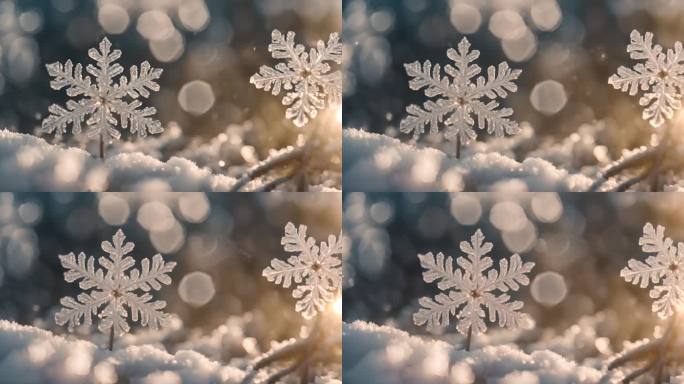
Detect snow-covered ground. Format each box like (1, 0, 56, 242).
(0, 318, 342, 384)
(0, 130, 236, 191)
(343, 321, 603, 384)
(0, 129, 341, 192)
(342, 128, 594, 192)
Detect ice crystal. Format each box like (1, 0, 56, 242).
(401, 37, 522, 145)
(621, 223, 684, 319)
(262, 222, 342, 319)
(609, 30, 684, 128)
(55, 229, 176, 336)
(42, 37, 164, 141)
(250, 30, 342, 128)
(413, 229, 534, 335)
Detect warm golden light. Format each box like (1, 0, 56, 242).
(333, 295, 343, 316)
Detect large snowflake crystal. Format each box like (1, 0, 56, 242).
(250, 30, 342, 128)
(42, 37, 164, 141)
(609, 30, 684, 128)
(262, 222, 342, 319)
(55, 229, 176, 336)
(621, 223, 684, 319)
(413, 229, 534, 335)
(401, 37, 522, 145)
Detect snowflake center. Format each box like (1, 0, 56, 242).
(469, 290, 481, 299)
(311, 261, 322, 272)
(669, 263, 679, 272)
(454, 96, 467, 107)
(657, 69, 670, 80)
(299, 67, 313, 78)
(111, 289, 122, 299)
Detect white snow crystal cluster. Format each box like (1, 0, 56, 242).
(401, 37, 522, 146)
(42, 37, 163, 142)
(56, 229, 176, 337)
(414, 229, 534, 336)
(609, 30, 684, 128)
(250, 30, 342, 128)
(621, 223, 684, 319)
(0, 319, 244, 384)
(0, 130, 238, 191)
(342, 321, 602, 384)
(343, 128, 593, 191)
(263, 222, 343, 319)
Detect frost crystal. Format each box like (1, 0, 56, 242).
(262, 222, 342, 319)
(609, 30, 684, 128)
(413, 229, 534, 335)
(250, 30, 342, 128)
(401, 37, 522, 145)
(42, 37, 164, 141)
(55, 229, 176, 336)
(621, 223, 684, 319)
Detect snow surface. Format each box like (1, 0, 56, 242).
(0, 130, 237, 191)
(342, 320, 603, 384)
(343, 128, 593, 192)
(0, 319, 244, 384)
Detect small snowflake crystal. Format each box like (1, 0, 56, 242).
(262, 222, 342, 319)
(401, 37, 522, 146)
(42, 37, 164, 142)
(55, 229, 176, 337)
(621, 223, 684, 319)
(250, 30, 342, 128)
(609, 30, 684, 128)
(414, 229, 534, 336)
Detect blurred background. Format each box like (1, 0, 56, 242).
(0, 0, 341, 179)
(0, 192, 341, 357)
(343, 0, 684, 155)
(343, 192, 684, 353)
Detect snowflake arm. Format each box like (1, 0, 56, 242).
(42, 99, 98, 135)
(414, 229, 534, 336)
(481, 293, 525, 329)
(125, 292, 169, 331)
(262, 256, 309, 288)
(250, 30, 342, 128)
(58, 252, 105, 290)
(413, 291, 469, 329)
(621, 223, 684, 319)
(263, 222, 342, 319)
(124, 254, 176, 292)
(483, 254, 535, 292)
(55, 291, 109, 331)
(609, 30, 684, 128)
(46, 60, 95, 98)
(56, 229, 176, 338)
(417, 252, 465, 290)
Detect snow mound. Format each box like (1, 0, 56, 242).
(0, 320, 244, 384)
(0, 130, 237, 191)
(343, 128, 592, 192)
(342, 321, 602, 384)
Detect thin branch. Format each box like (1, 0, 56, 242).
(588, 146, 658, 191)
(230, 145, 306, 192)
(252, 337, 311, 371)
(252, 169, 299, 192)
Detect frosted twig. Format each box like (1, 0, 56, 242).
(588, 146, 658, 191)
(230, 145, 306, 191)
(241, 318, 323, 384)
(605, 314, 677, 383)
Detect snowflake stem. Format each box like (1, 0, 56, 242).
(455, 135, 461, 160)
(464, 325, 473, 351)
(107, 326, 114, 351)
